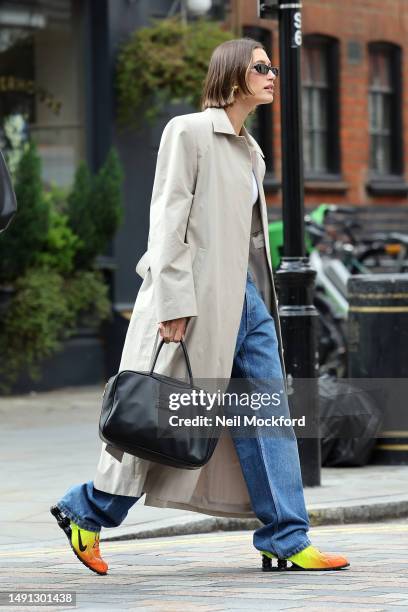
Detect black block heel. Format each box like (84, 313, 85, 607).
(261, 554, 289, 572)
(50, 505, 71, 540)
(262, 554, 272, 572)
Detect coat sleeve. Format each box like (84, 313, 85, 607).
(147, 116, 199, 324)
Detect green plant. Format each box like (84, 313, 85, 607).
(88, 149, 124, 263)
(65, 269, 112, 326)
(0, 266, 111, 392)
(0, 146, 123, 393)
(0, 114, 28, 178)
(66, 160, 93, 266)
(116, 16, 235, 127)
(0, 141, 49, 283)
(0, 267, 71, 390)
(68, 149, 124, 269)
(35, 186, 80, 274)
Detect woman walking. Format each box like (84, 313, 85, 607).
(51, 38, 349, 575)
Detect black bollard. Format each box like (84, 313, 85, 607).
(348, 273, 408, 464)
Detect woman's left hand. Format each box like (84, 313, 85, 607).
(158, 317, 190, 343)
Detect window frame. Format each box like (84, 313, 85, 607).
(368, 41, 403, 180)
(242, 25, 278, 190)
(302, 34, 341, 181)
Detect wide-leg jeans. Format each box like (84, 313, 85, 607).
(57, 271, 311, 558)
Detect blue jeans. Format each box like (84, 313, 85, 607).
(57, 271, 311, 558)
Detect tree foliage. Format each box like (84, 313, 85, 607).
(68, 149, 124, 268)
(116, 16, 235, 127)
(0, 142, 49, 282)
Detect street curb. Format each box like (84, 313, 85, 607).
(102, 499, 408, 542)
(308, 499, 408, 526)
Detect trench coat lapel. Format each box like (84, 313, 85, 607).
(206, 109, 271, 279)
(204, 107, 287, 385)
(207, 107, 265, 158)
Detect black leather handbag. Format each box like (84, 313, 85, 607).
(0, 150, 17, 233)
(99, 331, 219, 469)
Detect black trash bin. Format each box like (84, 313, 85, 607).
(348, 273, 408, 464)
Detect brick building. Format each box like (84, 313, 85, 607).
(2, 0, 406, 357)
(233, 0, 408, 209)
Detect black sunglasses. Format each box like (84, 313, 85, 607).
(252, 64, 279, 77)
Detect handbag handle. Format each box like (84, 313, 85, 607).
(148, 328, 194, 387)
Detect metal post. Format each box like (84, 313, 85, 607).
(275, 0, 320, 486)
(258, 0, 321, 485)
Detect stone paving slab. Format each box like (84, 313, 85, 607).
(1, 386, 408, 548)
(0, 522, 407, 611)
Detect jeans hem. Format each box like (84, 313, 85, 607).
(284, 537, 312, 559)
(57, 503, 101, 533)
(255, 535, 311, 559)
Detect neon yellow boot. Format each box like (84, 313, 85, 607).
(50, 505, 108, 575)
(261, 544, 350, 571)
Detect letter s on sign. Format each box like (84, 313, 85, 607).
(293, 11, 302, 47)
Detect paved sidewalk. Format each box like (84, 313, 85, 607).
(0, 521, 407, 611)
(0, 386, 407, 548)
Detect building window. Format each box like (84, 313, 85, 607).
(242, 25, 275, 178)
(0, 0, 86, 188)
(302, 36, 340, 177)
(368, 43, 403, 177)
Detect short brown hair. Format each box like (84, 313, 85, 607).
(200, 38, 265, 110)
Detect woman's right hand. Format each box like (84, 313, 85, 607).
(159, 317, 189, 343)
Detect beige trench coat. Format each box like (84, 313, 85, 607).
(93, 107, 287, 518)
